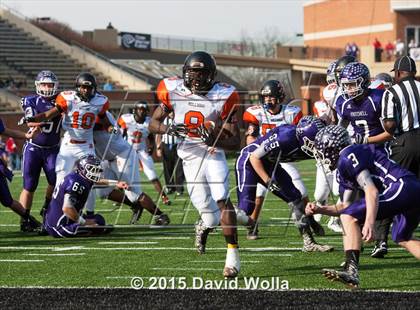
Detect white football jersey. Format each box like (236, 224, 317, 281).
(56, 91, 109, 143)
(313, 100, 329, 118)
(157, 77, 239, 159)
(118, 114, 151, 151)
(243, 104, 302, 136)
(322, 83, 342, 111)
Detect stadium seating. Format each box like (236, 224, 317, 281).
(0, 17, 120, 90)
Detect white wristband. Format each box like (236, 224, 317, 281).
(77, 216, 86, 225)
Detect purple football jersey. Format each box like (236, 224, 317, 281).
(336, 89, 385, 138)
(44, 172, 93, 229)
(337, 144, 414, 192)
(253, 124, 301, 162)
(21, 95, 61, 146)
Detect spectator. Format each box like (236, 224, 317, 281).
(395, 39, 404, 57)
(373, 38, 383, 62)
(102, 80, 114, 91)
(408, 39, 417, 54)
(5, 137, 20, 171)
(385, 41, 395, 61)
(106, 22, 114, 29)
(0, 79, 5, 88)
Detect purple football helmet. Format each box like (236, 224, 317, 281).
(314, 125, 351, 173)
(75, 155, 103, 182)
(35, 70, 59, 97)
(296, 116, 326, 157)
(340, 62, 370, 100)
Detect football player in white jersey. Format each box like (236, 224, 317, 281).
(309, 57, 356, 232)
(24, 73, 111, 187)
(84, 111, 170, 225)
(242, 80, 324, 239)
(118, 101, 170, 205)
(149, 51, 241, 278)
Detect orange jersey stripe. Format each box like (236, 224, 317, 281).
(55, 94, 68, 113)
(156, 80, 172, 110)
(243, 110, 259, 125)
(220, 91, 239, 120)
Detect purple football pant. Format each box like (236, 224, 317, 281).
(341, 176, 420, 242)
(45, 214, 106, 238)
(22, 143, 58, 191)
(235, 146, 301, 215)
(0, 175, 13, 207)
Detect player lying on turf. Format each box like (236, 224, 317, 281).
(305, 125, 420, 288)
(43, 155, 128, 238)
(0, 117, 40, 228)
(234, 116, 333, 252)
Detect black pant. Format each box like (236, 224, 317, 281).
(389, 129, 420, 178)
(375, 129, 420, 243)
(162, 143, 184, 193)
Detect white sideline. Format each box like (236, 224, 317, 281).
(97, 242, 159, 245)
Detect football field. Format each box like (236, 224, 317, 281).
(0, 158, 419, 291)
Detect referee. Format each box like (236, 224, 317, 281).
(382, 56, 420, 178)
(156, 112, 185, 195)
(377, 56, 420, 259)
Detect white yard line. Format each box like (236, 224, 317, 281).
(23, 253, 86, 256)
(190, 260, 261, 263)
(0, 259, 44, 262)
(134, 236, 191, 240)
(152, 267, 220, 271)
(241, 254, 293, 257)
(97, 241, 159, 245)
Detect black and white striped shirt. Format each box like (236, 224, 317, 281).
(382, 77, 420, 134)
(161, 117, 179, 145)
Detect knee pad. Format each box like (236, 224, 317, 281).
(288, 199, 309, 229)
(234, 207, 249, 226)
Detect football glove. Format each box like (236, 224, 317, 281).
(17, 116, 35, 126)
(197, 124, 216, 146)
(266, 180, 282, 194)
(166, 123, 188, 137)
(354, 133, 368, 144)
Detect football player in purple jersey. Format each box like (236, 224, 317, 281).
(0, 117, 40, 227)
(44, 154, 128, 238)
(19, 71, 62, 232)
(235, 117, 333, 252)
(337, 63, 395, 257)
(336, 62, 393, 145)
(306, 125, 420, 288)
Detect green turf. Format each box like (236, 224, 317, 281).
(0, 159, 419, 290)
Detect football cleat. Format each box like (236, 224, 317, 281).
(223, 266, 239, 278)
(153, 213, 170, 226)
(322, 268, 360, 289)
(246, 222, 259, 240)
(194, 219, 213, 254)
(327, 216, 343, 233)
(302, 230, 334, 252)
(20, 215, 41, 233)
(371, 241, 388, 258)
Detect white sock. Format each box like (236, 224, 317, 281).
(225, 247, 240, 271)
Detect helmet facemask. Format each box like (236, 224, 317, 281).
(35, 71, 59, 98)
(341, 77, 364, 100)
(83, 163, 103, 182)
(184, 68, 213, 94)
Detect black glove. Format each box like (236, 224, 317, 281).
(266, 180, 282, 194)
(167, 123, 188, 137)
(354, 133, 368, 144)
(147, 147, 154, 155)
(197, 124, 216, 146)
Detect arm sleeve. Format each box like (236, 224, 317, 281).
(55, 94, 68, 113)
(220, 91, 239, 122)
(243, 110, 259, 125)
(381, 89, 395, 120)
(117, 117, 127, 129)
(156, 80, 173, 111)
(98, 101, 110, 117)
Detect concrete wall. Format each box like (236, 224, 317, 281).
(0, 8, 151, 91)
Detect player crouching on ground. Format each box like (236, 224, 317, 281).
(306, 125, 420, 288)
(43, 155, 128, 238)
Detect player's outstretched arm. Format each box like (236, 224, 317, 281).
(149, 105, 170, 134)
(3, 126, 40, 140)
(62, 194, 87, 225)
(356, 170, 378, 242)
(27, 106, 61, 123)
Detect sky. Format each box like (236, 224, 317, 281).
(1, 0, 304, 42)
